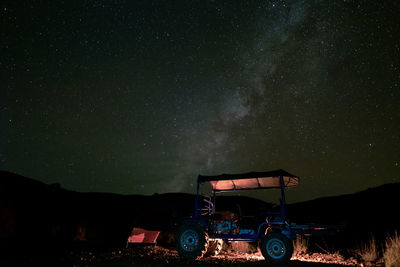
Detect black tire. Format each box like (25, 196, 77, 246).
(205, 239, 223, 256)
(176, 223, 208, 260)
(260, 232, 293, 265)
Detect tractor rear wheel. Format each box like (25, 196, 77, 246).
(260, 232, 293, 265)
(176, 223, 208, 259)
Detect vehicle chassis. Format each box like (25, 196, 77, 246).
(175, 170, 336, 264)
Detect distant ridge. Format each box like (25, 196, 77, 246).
(0, 170, 47, 188)
(2, 169, 398, 202)
(1, 170, 399, 251)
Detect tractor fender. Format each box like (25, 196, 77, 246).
(281, 229, 296, 240)
(179, 216, 209, 229)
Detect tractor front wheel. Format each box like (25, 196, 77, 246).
(260, 232, 293, 265)
(176, 223, 208, 260)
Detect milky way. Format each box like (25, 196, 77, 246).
(1, 0, 399, 202)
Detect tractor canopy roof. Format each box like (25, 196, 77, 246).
(198, 169, 299, 192)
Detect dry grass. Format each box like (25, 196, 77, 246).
(293, 235, 308, 255)
(355, 236, 379, 265)
(383, 231, 400, 267)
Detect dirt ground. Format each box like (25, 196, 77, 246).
(64, 245, 358, 267)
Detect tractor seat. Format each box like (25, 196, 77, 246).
(212, 211, 238, 221)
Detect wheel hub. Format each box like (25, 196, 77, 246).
(180, 229, 199, 252)
(266, 238, 286, 259)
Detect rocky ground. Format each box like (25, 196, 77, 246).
(63, 245, 358, 267)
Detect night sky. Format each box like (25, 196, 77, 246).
(1, 0, 399, 202)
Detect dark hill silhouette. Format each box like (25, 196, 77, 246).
(288, 183, 400, 224)
(1, 170, 399, 264)
(287, 183, 400, 249)
(0, 171, 272, 247)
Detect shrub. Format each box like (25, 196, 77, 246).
(383, 231, 400, 267)
(293, 235, 308, 255)
(356, 236, 379, 264)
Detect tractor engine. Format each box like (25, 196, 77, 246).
(212, 220, 238, 234)
(211, 211, 239, 234)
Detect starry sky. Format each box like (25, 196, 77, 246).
(1, 0, 399, 202)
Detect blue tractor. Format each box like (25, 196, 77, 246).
(175, 169, 336, 265)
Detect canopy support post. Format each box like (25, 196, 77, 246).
(212, 190, 216, 214)
(279, 175, 286, 222)
(195, 180, 200, 217)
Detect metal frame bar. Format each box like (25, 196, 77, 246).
(209, 221, 287, 241)
(212, 190, 216, 214)
(194, 181, 200, 217)
(279, 175, 286, 222)
(193, 172, 338, 242)
(213, 186, 284, 193)
(195, 175, 289, 220)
